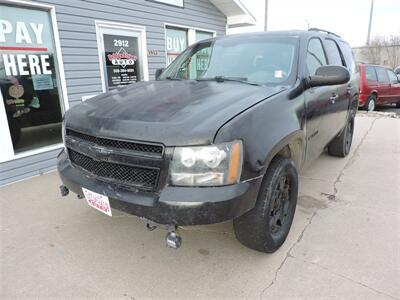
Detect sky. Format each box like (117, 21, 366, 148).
(228, 0, 400, 47)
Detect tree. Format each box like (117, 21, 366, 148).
(360, 32, 400, 68)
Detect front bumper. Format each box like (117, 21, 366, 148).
(57, 150, 262, 226)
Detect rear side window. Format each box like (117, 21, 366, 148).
(387, 69, 398, 84)
(307, 38, 327, 75)
(339, 41, 356, 73)
(365, 66, 377, 81)
(325, 39, 344, 66)
(375, 67, 389, 83)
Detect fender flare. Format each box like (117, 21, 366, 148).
(262, 130, 306, 173)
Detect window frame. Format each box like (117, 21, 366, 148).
(164, 23, 216, 66)
(0, 0, 69, 163)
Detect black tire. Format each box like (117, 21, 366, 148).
(364, 95, 376, 111)
(396, 102, 400, 108)
(233, 156, 298, 253)
(327, 117, 354, 157)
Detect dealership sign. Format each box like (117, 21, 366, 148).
(103, 34, 140, 89)
(0, 20, 52, 76)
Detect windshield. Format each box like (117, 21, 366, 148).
(159, 36, 299, 85)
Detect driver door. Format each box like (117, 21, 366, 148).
(304, 38, 337, 162)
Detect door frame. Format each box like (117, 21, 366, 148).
(95, 20, 149, 93)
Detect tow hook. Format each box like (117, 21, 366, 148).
(144, 219, 182, 249)
(166, 230, 182, 249)
(59, 185, 69, 197)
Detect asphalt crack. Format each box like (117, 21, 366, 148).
(300, 258, 400, 300)
(259, 212, 317, 299)
(332, 116, 380, 197)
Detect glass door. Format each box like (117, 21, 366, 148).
(0, 4, 67, 159)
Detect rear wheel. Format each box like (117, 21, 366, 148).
(328, 117, 354, 157)
(233, 156, 298, 253)
(364, 95, 376, 111)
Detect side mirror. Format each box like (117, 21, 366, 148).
(155, 68, 165, 80)
(308, 65, 350, 87)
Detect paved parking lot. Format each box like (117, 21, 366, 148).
(1, 113, 399, 299)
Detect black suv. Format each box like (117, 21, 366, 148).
(58, 29, 359, 252)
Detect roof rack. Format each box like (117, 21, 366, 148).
(308, 28, 340, 38)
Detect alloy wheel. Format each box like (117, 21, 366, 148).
(269, 175, 291, 236)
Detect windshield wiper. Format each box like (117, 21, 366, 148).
(197, 76, 260, 86)
(165, 76, 182, 81)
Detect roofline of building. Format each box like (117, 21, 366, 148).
(209, 0, 257, 28)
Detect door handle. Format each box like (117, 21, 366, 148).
(329, 94, 338, 104)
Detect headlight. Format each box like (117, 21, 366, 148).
(169, 140, 243, 186)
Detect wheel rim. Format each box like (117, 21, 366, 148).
(269, 175, 291, 236)
(345, 120, 353, 153)
(368, 99, 375, 111)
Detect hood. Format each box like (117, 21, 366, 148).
(65, 81, 284, 146)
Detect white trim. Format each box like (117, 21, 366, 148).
(164, 23, 216, 66)
(50, 5, 70, 112)
(95, 20, 149, 93)
(0, 0, 69, 163)
(0, 0, 54, 9)
(0, 91, 14, 163)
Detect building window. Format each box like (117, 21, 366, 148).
(195, 31, 213, 42)
(0, 4, 66, 155)
(165, 27, 188, 66)
(165, 26, 214, 66)
(96, 21, 149, 92)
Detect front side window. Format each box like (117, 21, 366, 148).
(375, 67, 389, 83)
(339, 41, 356, 73)
(365, 66, 377, 81)
(160, 36, 298, 85)
(306, 38, 327, 75)
(325, 39, 344, 66)
(387, 69, 398, 84)
(0, 4, 64, 154)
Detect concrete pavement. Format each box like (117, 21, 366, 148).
(1, 113, 399, 299)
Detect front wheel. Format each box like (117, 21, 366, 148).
(233, 156, 298, 253)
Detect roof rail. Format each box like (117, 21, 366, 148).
(308, 28, 340, 37)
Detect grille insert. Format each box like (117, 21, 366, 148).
(67, 129, 164, 155)
(69, 149, 159, 189)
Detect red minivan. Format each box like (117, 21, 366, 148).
(358, 64, 400, 111)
